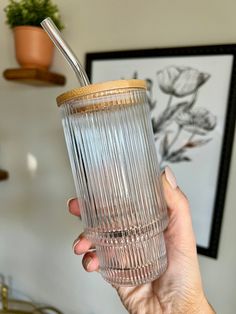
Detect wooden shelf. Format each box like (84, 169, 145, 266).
(3, 68, 66, 86)
(0, 169, 9, 181)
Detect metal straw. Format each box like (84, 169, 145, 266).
(41, 17, 90, 86)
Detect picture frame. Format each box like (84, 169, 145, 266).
(85, 45, 236, 258)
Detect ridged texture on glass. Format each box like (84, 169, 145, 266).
(61, 88, 168, 286)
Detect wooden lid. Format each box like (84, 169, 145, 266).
(56, 79, 146, 106)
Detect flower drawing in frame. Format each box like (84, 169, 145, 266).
(147, 65, 217, 168)
(129, 65, 217, 168)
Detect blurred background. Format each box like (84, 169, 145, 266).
(0, 0, 236, 313)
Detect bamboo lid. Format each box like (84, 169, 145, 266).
(56, 79, 146, 107)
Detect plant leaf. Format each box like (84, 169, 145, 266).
(184, 138, 212, 148)
(167, 154, 191, 162)
(162, 147, 185, 162)
(159, 134, 169, 158)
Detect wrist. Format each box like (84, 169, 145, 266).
(194, 295, 215, 314)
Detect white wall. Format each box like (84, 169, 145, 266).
(0, 0, 236, 313)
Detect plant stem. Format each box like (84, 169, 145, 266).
(166, 95, 173, 111)
(159, 91, 199, 167)
(159, 125, 182, 166)
(168, 125, 183, 151)
(187, 90, 198, 110)
(160, 127, 196, 166)
(187, 132, 195, 143)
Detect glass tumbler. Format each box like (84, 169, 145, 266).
(57, 79, 169, 286)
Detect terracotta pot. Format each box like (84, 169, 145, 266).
(13, 26, 54, 70)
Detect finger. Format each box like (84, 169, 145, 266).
(82, 252, 99, 272)
(67, 198, 81, 217)
(161, 166, 197, 250)
(73, 233, 95, 255)
(161, 166, 190, 217)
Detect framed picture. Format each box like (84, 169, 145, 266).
(86, 45, 236, 258)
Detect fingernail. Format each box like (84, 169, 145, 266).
(165, 166, 178, 189)
(72, 237, 81, 252)
(83, 257, 93, 270)
(67, 197, 75, 209)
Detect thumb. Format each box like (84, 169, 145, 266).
(161, 166, 197, 253)
(162, 167, 189, 216)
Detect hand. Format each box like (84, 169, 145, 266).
(68, 167, 215, 314)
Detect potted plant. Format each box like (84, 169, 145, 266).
(4, 0, 64, 70)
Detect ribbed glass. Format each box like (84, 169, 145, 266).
(60, 85, 168, 286)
